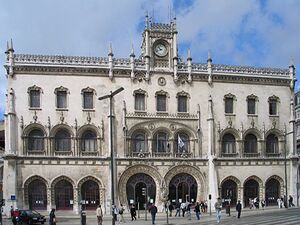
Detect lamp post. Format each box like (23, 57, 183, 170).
(284, 130, 294, 209)
(98, 87, 124, 225)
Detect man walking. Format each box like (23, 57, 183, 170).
(236, 200, 242, 219)
(289, 195, 295, 207)
(214, 198, 222, 224)
(96, 205, 103, 225)
(194, 202, 201, 220)
(149, 203, 158, 225)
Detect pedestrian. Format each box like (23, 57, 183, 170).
(12, 208, 20, 225)
(277, 197, 282, 208)
(204, 200, 208, 213)
(236, 200, 242, 219)
(130, 204, 137, 221)
(194, 202, 201, 220)
(112, 205, 119, 222)
(214, 197, 222, 224)
(261, 199, 265, 210)
(289, 195, 295, 207)
(168, 203, 174, 216)
(10, 206, 14, 219)
(49, 208, 56, 225)
(186, 202, 191, 220)
(96, 205, 103, 225)
(174, 202, 180, 217)
(119, 204, 125, 223)
(149, 203, 158, 225)
(180, 202, 186, 217)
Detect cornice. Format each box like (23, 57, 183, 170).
(126, 112, 198, 120)
(7, 54, 291, 86)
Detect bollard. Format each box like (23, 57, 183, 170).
(81, 211, 86, 225)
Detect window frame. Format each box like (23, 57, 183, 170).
(27, 85, 42, 109)
(224, 93, 235, 114)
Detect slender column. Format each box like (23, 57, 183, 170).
(207, 96, 218, 210)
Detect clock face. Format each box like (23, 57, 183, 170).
(154, 43, 168, 57)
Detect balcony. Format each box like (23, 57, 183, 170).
(243, 152, 260, 158)
(265, 152, 281, 158)
(220, 152, 239, 158)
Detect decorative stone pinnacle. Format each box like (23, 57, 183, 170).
(207, 50, 212, 62)
(187, 49, 192, 61)
(130, 44, 135, 57)
(108, 43, 113, 56)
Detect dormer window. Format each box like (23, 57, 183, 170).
(55, 86, 69, 109)
(82, 87, 96, 110)
(133, 89, 147, 111)
(28, 85, 42, 109)
(268, 95, 279, 116)
(224, 93, 235, 114)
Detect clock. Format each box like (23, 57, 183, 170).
(154, 43, 168, 57)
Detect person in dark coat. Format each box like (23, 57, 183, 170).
(49, 208, 56, 225)
(130, 205, 137, 221)
(236, 200, 242, 219)
(168, 203, 174, 216)
(149, 204, 158, 225)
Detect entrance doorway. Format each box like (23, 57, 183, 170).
(55, 180, 73, 210)
(244, 179, 259, 206)
(168, 173, 197, 204)
(81, 180, 100, 210)
(221, 179, 237, 206)
(265, 178, 280, 206)
(126, 173, 156, 210)
(28, 179, 47, 210)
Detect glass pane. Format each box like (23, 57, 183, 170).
(57, 91, 67, 108)
(55, 130, 71, 151)
(81, 131, 97, 152)
(28, 129, 44, 151)
(135, 94, 145, 111)
(178, 96, 187, 112)
(30, 90, 40, 108)
(244, 134, 257, 153)
(225, 98, 233, 113)
(247, 99, 256, 114)
(83, 92, 93, 109)
(269, 101, 277, 115)
(157, 95, 166, 112)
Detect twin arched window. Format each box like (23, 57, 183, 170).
(55, 129, 71, 151)
(28, 129, 44, 151)
(80, 130, 97, 152)
(266, 134, 278, 154)
(244, 134, 257, 153)
(222, 133, 236, 154)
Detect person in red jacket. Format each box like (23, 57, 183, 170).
(11, 208, 20, 225)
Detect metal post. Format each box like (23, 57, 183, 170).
(284, 131, 288, 209)
(98, 87, 124, 225)
(145, 189, 147, 221)
(297, 167, 299, 207)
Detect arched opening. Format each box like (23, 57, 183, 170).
(153, 131, 169, 154)
(244, 134, 257, 155)
(81, 180, 100, 210)
(126, 173, 156, 210)
(28, 179, 47, 210)
(222, 133, 236, 155)
(80, 130, 97, 152)
(244, 179, 259, 206)
(28, 129, 44, 151)
(131, 131, 147, 153)
(54, 129, 71, 151)
(266, 134, 279, 154)
(168, 173, 197, 204)
(265, 178, 280, 206)
(221, 179, 237, 206)
(174, 132, 190, 155)
(55, 180, 73, 210)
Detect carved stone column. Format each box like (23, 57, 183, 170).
(73, 187, 79, 214)
(47, 188, 52, 212)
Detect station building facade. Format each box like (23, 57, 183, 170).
(3, 17, 299, 214)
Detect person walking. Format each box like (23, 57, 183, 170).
(130, 204, 137, 221)
(149, 203, 158, 225)
(236, 200, 242, 219)
(277, 197, 282, 208)
(49, 208, 56, 225)
(112, 205, 119, 222)
(214, 198, 222, 224)
(168, 203, 174, 216)
(174, 202, 180, 217)
(12, 208, 20, 225)
(261, 199, 266, 210)
(119, 204, 125, 223)
(96, 205, 103, 225)
(194, 202, 201, 220)
(289, 195, 295, 207)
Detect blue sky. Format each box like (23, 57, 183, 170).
(1, 0, 300, 120)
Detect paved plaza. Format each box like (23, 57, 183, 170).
(1, 207, 300, 225)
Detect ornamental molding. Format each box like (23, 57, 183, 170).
(54, 86, 69, 94)
(176, 91, 190, 98)
(247, 94, 258, 100)
(268, 95, 280, 102)
(27, 85, 43, 93)
(224, 93, 236, 100)
(155, 90, 169, 97)
(81, 87, 96, 95)
(126, 112, 198, 120)
(133, 88, 147, 96)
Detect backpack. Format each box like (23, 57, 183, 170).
(119, 208, 124, 214)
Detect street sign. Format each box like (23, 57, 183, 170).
(11, 195, 16, 201)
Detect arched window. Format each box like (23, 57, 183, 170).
(244, 134, 257, 154)
(153, 131, 168, 153)
(222, 133, 236, 154)
(174, 133, 189, 153)
(266, 134, 278, 154)
(55, 129, 71, 151)
(28, 129, 44, 151)
(80, 130, 97, 152)
(132, 132, 147, 153)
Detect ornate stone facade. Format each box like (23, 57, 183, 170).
(2, 17, 299, 215)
